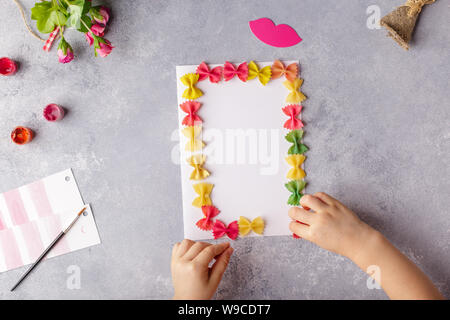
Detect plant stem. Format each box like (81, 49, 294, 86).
(52, 0, 65, 39)
(81, 19, 97, 40)
(81, 18, 92, 34)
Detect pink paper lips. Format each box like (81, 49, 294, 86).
(0, 57, 18, 76)
(43, 104, 65, 121)
(249, 18, 302, 48)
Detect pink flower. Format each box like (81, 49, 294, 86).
(57, 47, 74, 63)
(91, 23, 105, 37)
(85, 32, 94, 46)
(96, 40, 114, 58)
(57, 38, 74, 64)
(94, 6, 110, 25)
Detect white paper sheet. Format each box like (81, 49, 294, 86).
(0, 169, 101, 272)
(176, 61, 303, 240)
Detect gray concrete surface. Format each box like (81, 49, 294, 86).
(0, 0, 449, 299)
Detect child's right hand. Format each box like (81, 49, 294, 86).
(289, 192, 444, 300)
(288, 192, 378, 261)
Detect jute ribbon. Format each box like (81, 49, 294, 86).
(12, 0, 46, 42)
(405, 0, 436, 17)
(12, 0, 64, 51)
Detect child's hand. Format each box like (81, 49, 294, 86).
(288, 192, 444, 300)
(171, 240, 234, 300)
(288, 192, 376, 260)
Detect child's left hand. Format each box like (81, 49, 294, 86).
(171, 239, 234, 300)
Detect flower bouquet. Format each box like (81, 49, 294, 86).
(31, 0, 113, 63)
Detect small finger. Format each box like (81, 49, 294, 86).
(210, 247, 234, 286)
(289, 220, 309, 239)
(313, 192, 340, 207)
(172, 242, 181, 260)
(183, 241, 211, 261)
(194, 242, 230, 266)
(300, 194, 328, 212)
(177, 239, 195, 257)
(288, 207, 314, 225)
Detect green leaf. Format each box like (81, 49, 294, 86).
(57, 37, 72, 55)
(31, 1, 67, 33)
(31, 1, 52, 21)
(89, 6, 102, 21)
(78, 15, 92, 32)
(82, 0, 91, 14)
(59, 4, 68, 15)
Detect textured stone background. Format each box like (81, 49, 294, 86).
(0, 0, 448, 299)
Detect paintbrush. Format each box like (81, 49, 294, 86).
(10, 206, 87, 291)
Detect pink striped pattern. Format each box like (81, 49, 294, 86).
(0, 215, 72, 271)
(43, 27, 60, 52)
(0, 182, 60, 270)
(0, 172, 92, 272)
(0, 210, 5, 230)
(3, 189, 29, 226)
(43, 215, 70, 256)
(27, 180, 54, 218)
(20, 221, 45, 261)
(0, 229, 23, 270)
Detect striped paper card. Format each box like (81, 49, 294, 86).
(0, 169, 100, 273)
